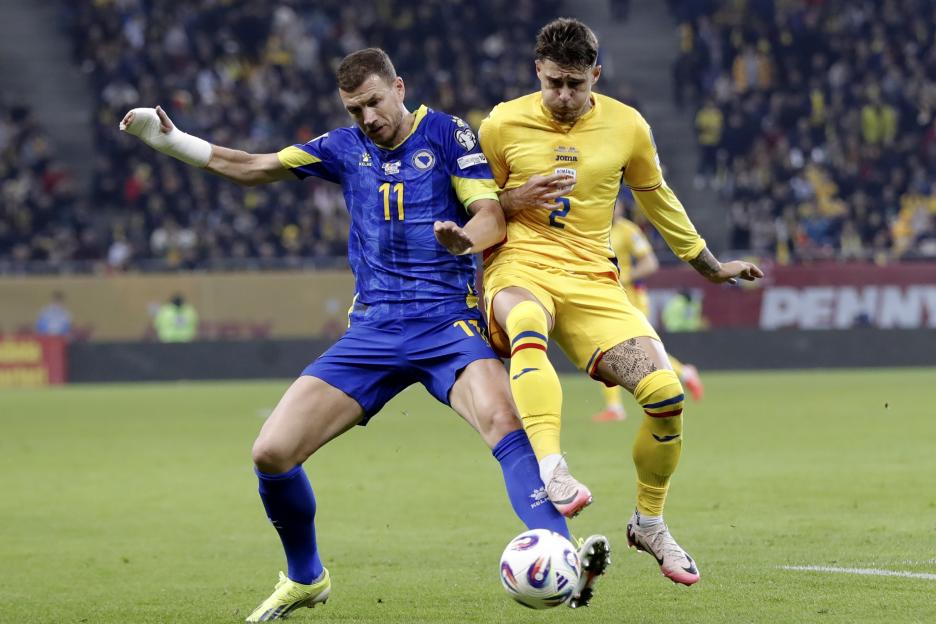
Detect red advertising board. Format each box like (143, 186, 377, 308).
(644, 261, 936, 330)
(0, 336, 68, 386)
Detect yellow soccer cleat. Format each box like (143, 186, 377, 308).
(245, 569, 331, 622)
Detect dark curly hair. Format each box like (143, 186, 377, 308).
(535, 18, 599, 70)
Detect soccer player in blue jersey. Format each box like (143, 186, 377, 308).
(120, 48, 609, 620)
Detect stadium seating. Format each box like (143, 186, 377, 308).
(0, 101, 85, 273)
(23, 0, 558, 272)
(3, 0, 934, 270)
(671, 0, 936, 262)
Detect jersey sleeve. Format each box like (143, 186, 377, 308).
(478, 107, 510, 188)
(632, 182, 706, 261)
(623, 112, 663, 191)
(437, 114, 499, 208)
(277, 131, 342, 183)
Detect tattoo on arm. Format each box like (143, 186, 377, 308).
(598, 338, 658, 392)
(689, 247, 720, 279)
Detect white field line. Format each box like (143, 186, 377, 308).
(782, 565, 936, 580)
(851, 559, 936, 566)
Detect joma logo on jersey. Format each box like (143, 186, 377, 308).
(554, 146, 579, 162)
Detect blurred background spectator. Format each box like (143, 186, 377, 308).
(154, 293, 199, 342)
(661, 288, 704, 332)
(35, 290, 73, 338)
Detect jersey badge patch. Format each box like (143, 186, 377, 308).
(457, 153, 488, 169)
(382, 160, 401, 175)
(412, 149, 435, 170)
(554, 166, 577, 191)
(455, 127, 477, 151)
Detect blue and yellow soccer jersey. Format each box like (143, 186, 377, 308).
(277, 105, 497, 318)
(479, 92, 705, 275)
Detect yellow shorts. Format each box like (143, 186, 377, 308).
(483, 258, 659, 376)
(624, 284, 650, 318)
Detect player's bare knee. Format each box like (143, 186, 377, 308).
(465, 396, 521, 447)
(486, 405, 523, 444)
(251, 437, 302, 474)
(595, 338, 658, 391)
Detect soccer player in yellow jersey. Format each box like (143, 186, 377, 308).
(593, 203, 704, 423)
(478, 18, 762, 585)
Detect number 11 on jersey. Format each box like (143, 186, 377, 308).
(379, 182, 404, 221)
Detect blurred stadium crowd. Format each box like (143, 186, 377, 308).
(674, 0, 936, 262)
(1, 102, 88, 270)
(2, 0, 934, 272)
(3, 0, 556, 272)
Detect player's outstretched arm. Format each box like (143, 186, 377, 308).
(434, 199, 506, 256)
(119, 106, 292, 186)
(688, 247, 764, 285)
(629, 249, 660, 282)
(499, 173, 575, 217)
(205, 145, 293, 187)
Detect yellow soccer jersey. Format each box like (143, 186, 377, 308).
(610, 218, 652, 286)
(479, 92, 705, 274)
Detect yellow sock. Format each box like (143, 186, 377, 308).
(601, 384, 623, 409)
(669, 355, 684, 379)
(505, 300, 562, 460)
(632, 369, 685, 516)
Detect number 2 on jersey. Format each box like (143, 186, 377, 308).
(549, 197, 571, 228)
(379, 182, 404, 221)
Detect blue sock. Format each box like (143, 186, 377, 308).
(492, 429, 570, 540)
(256, 465, 324, 584)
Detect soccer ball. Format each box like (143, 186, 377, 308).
(499, 529, 581, 609)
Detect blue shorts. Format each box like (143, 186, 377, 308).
(303, 308, 499, 423)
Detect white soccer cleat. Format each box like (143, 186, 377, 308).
(545, 464, 593, 518)
(245, 569, 331, 621)
(568, 534, 611, 608)
(626, 512, 700, 586)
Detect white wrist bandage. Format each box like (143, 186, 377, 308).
(119, 108, 212, 167)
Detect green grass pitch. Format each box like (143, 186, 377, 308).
(2, 369, 935, 623)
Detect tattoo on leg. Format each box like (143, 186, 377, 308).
(600, 339, 658, 392)
(688, 247, 720, 279)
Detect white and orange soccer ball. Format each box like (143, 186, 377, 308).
(499, 529, 581, 609)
